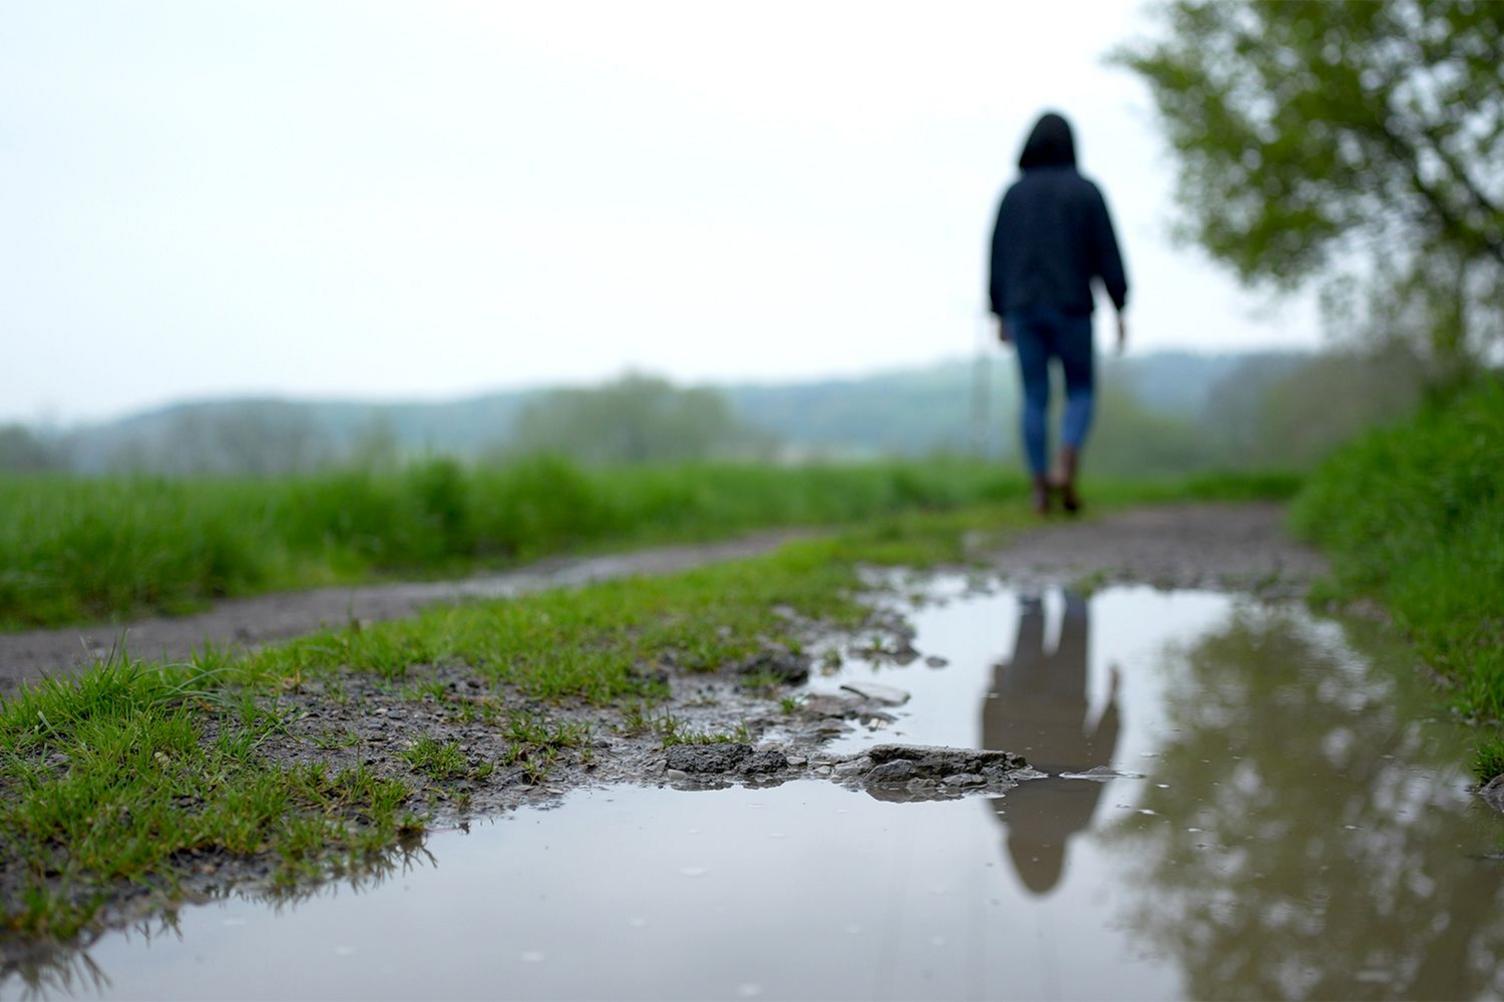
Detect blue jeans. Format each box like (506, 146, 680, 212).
(1008, 307, 1095, 477)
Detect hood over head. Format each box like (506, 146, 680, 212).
(1017, 112, 1077, 170)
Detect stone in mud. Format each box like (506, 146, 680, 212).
(739, 649, 812, 685)
(839, 682, 910, 706)
(924, 655, 949, 669)
(861, 744, 1027, 782)
(662, 743, 792, 777)
(832, 755, 873, 778)
(664, 743, 751, 774)
(866, 759, 919, 784)
(743, 749, 790, 774)
(800, 692, 867, 718)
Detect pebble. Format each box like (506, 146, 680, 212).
(839, 682, 911, 706)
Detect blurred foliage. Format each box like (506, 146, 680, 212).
(1200, 340, 1427, 468)
(1119, 0, 1504, 372)
(3, 346, 1422, 477)
(498, 373, 774, 464)
(0, 349, 1437, 480)
(0, 426, 65, 473)
(1293, 377, 1504, 773)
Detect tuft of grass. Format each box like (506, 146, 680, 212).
(1291, 378, 1504, 779)
(660, 722, 753, 748)
(401, 737, 469, 781)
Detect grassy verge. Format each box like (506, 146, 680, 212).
(0, 459, 1299, 631)
(1291, 378, 1504, 780)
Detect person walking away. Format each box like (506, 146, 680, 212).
(988, 111, 1129, 515)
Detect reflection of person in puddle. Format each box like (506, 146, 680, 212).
(983, 591, 1119, 896)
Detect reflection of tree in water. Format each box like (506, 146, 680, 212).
(1102, 607, 1504, 1000)
(983, 592, 1120, 896)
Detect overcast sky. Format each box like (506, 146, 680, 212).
(1, 1, 1318, 424)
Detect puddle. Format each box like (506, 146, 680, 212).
(8, 584, 1504, 1000)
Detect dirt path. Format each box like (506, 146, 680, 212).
(0, 531, 806, 696)
(982, 501, 1325, 595)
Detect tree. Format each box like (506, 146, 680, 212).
(1118, 0, 1504, 372)
(0, 425, 64, 473)
(501, 374, 775, 465)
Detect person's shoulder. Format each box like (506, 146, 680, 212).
(997, 177, 1028, 211)
(1073, 173, 1109, 203)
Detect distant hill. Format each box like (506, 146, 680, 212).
(52, 349, 1309, 473)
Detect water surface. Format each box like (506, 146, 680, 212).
(8, 585, 1503, 1000)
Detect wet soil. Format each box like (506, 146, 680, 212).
(984, 501, 1326, 596)
(0, 531, 805, 696)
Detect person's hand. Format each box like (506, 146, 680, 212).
(997, 317, 1011, 345)
(1115, 313, 1127, 355)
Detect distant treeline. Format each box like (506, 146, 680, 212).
(1, 345, 1431, 478)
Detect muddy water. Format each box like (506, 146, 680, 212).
(8, 584, 1504, 1001)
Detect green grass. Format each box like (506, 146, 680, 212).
(401, 737, 469, 781)
(0, 459, 1300, 630)
(1291, 377, 1504, 779)
(0, 658, 415, 937)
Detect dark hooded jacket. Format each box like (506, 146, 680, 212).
(989, 113, 1128, 318)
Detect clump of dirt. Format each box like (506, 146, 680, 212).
(659, 739, 1033, 803)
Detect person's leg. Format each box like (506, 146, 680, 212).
(1010, 312, 1053, 514)
(1055, 313, 1096, 512)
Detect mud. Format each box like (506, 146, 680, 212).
(0, 531, 805, 696)
(984, 501, 1326, 595)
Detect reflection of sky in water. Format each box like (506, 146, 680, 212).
(10, 585, 1504, 1002)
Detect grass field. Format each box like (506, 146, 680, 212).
(0, 458, 1300, 630)
(1292, 377, 1504, 779)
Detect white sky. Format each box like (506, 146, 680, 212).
(0, 1, 1317, 424)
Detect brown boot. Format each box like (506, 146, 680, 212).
(1053, 447, 1082, 515)
(1030, 475, 1052, 516)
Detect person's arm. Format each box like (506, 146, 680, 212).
(1089, 185, 1128, 352)
(989, 200, 1010, 343)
